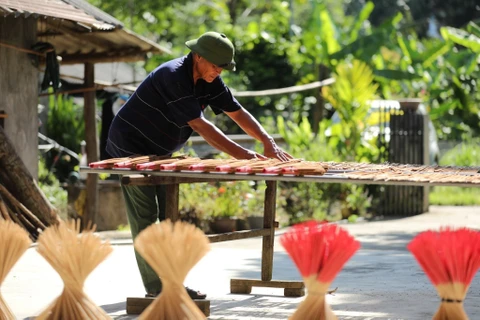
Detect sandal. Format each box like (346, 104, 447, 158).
(185, 287, 207, 300)
(145, 287, 207, 300)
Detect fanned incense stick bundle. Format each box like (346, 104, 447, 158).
(280, 221, 360, 320)
(235, 159, 281, 173)
(279, 161, 328, 175)
(114, 155, 174, 169)
(215, 159, 255, 172)
(88, 157, 130, 169)
(407, 227, 480, 320)
(159, 158, 204, 171)
(134, 220, 210, 320)
(262, 159, 305, 174)
(188, 159, 241, 171)
(36, 220, 113, 320)
(0, 220, 32, 320)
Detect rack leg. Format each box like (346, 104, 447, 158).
(165, 183, 179, 222)
(262, 181, 276, 281)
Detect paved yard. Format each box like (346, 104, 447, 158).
(3, 205, 480, 320)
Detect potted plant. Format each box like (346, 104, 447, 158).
(209, 180, 265, 233)
(208, 182, 240, 234)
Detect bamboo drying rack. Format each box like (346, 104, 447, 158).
(80, 160, 480, 313)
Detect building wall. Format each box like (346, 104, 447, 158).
(0, 16, 38, 178)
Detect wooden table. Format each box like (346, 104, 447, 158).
(120, 174, 306, 297)
(81, 165, 480, 315)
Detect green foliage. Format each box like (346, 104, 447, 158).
(179, 180, 261, 219)
(429, 138, 480, 205)
(322, 60, 379, 161)
(38, 157, 68, 219)
(438, 138, 480, 167)
(276, 115, 372, 224)
(277, 116, 338, 161)
(441, 25, 480, 53)
(45, 94, 85, 182)
(430, 187, 480, 206)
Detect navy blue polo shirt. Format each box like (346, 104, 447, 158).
(106, 53, 242, 158)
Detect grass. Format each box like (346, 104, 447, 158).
(429, 187, 480, 206)
(429, 138, 480, 206)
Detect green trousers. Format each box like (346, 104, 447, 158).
(121, 183, 166, 295)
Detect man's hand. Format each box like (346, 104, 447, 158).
(226, 108, 293, 162)
(243, 150, 268, 160)
(263, 140, 293, 162)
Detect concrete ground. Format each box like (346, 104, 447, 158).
(3, 205, 480, 320)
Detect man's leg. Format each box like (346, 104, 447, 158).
(155, 184, 207, 299)
(122, 184, 162, 295)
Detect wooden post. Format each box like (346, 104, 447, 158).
(261, 180, 276, 281)
(422, 113, 430, 213)
(83, 63, 98, 228)
(165, 184, 179, 222)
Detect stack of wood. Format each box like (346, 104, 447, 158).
(0, 126, 59, 240)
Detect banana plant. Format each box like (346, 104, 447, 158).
(322, 60, 379, 161)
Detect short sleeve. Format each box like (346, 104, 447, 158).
(208, 78, 242, 114)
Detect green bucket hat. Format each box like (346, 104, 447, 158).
(185, 32, 236, 71)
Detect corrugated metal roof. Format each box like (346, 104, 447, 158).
(0, 0, 114, 29)
(0, 0, 171, 64)
(63, 0, 124, 28)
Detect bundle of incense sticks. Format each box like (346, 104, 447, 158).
(188, 159, 243, 171)
(262, 159, 305, 174)
(114, 155, 187, 169)
(36, 220, 113, 320)
(407, 227, 480, 320)
(215, 159, 257, 172)
(275, 161, 328, 175)
(135, 157, 190, 170)
(89, 157, 131, 169)
(158, 158, 204, 171)
(235, 159, 282, 173)
(280, 221, 360, 320)
(134, 220, 210, 320)
(0, 220, 32, 319)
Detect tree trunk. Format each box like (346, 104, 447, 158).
(0, 125, 59, 226)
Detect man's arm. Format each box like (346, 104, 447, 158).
(225, 107, 293, 161)
(188, 117, 267, 160)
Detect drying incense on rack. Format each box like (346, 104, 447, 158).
(408, 227, 480, 320)
(87, 156, 331, 176)
(134, 220, 210, 320)
(35, 220, 112, 320)
(83, 156, 480, 188)
(88, 155, 185, 169)
(343, 169, 480, 184)
(280, 221, 360, 320)
(0, 220, 32, 320)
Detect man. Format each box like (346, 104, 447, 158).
(106, 31, 292, 299)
